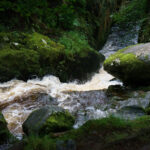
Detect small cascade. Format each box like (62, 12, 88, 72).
(100, 24, 140, 57)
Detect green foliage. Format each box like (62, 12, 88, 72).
(138, 17, 150, 43)
(0, 0, 81, 30)
(113, 0, 147, 25)
(131, 115, 150, 130)
(58, 31, 104, 81)
(41, 111, 75, 134)
(79, 116, 130, 134)
(0, 0, 123, 50)
(59, 31, 91, 54)
(24, 135, 56, 150)
(44, 4, 76, 29)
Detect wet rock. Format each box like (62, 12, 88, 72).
(104, 43, 150, 86)
(140, 144, 150, 150)
(0, 112, 12, 144)
(114, 106, 146, 120)
(56, 140, 76, 150)
(106, 85, 127, 98)
(67, 139, 76, 150)
(56, 140, 65, 150)
(23, 106, 75, 135)
(117, 96, 150, 110)
(8, 141, 24, 150)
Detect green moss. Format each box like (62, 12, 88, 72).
(104, 44, 141, 65)
(25, 32, 64, 50)
(23, 135, 56, 150)
(0, 49, 40, 81)
(112, 0, 147, 26)
(23, 106, 75, 136)
(131, 115, 150, 130)
(104, 52, 144, 79)
(58, 31, 104, 81)
(40, 111, 75, 134)
(0, 31, 104, 82)
(104, 44, 150, 85)
(106, 132, 129, 143)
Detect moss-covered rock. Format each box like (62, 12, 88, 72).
(0, 49, 40, 81)
(0, 31, 104, 82)
(0, 112, 12, 144)
(23, 106, 75, 136)
(104, 43, 150, 86)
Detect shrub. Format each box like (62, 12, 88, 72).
(58, 31, 104, 81)
(113, 0, 147, 25)
(24, 135, 56, 150)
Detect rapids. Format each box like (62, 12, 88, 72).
(0, 24, 140, 139)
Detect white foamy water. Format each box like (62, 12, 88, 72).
(0, 24, 139, 139)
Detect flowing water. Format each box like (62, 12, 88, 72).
(0, 25, 140, 139)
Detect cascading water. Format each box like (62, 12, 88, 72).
(0, 24, 140, 139)
(100, 24, 140, 57)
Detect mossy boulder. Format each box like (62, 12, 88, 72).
(104, 43, 150, 86)
(0, 49, 40, 81)
(23, 106, 75, 136)
(0, 112, 12, 144)
(0, 31, 104, 82)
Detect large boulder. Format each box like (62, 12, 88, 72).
(104, 43, 150, 86)
(0, 112, 12, 144)
(0, 32, 104, 82)
(23, 106, 75, 135)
